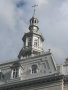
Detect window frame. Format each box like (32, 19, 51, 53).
(13, 68, 19, 79)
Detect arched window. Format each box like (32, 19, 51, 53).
(32, 64, 38, 73)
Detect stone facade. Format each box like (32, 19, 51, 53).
(0, 52, 68, 90)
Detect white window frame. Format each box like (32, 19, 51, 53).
(13, 68, 19, 78)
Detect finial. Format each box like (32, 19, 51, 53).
(32, 4, 38, 17)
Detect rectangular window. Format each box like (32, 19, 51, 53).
(34, 39, 38, 47)
(32, 64, 38, 74)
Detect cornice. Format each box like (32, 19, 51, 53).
(0, 74, 64, 89)
(0, 52, 51, 66)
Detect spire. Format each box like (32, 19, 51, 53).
(32, 4, 38, 17)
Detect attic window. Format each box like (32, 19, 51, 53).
(32, 64, 38, 73)
(13, 68, 18, 78)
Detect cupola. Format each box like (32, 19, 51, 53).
(18, 5, 44, 59)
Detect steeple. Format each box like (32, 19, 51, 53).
(18, 5, 44, 59)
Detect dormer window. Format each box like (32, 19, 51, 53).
(32, 64, 38, 73)
(11, 62, 20, 79)
(13, 68, 18, 78)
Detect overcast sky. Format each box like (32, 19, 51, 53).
(0, 0, 68, 64)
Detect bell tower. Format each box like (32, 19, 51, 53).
(18, 5, 44, 59)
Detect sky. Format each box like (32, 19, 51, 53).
(0, 0, 68, 64)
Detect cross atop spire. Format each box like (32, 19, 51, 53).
(32, 4, 38, 17)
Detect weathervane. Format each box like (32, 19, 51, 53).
(32, 4, 38, 17)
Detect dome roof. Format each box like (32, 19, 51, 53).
(30, 16, 39, 23)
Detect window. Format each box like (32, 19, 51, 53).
(13, 68, 18, 78)
(46, 60, 50, 69)
(35, 20, 36, 23)
(34, 39, 38, 47)
(28, 37, 32, 47)
(32, 20, 34, 23)
(0, 72, 4, 80)
(32, 64, 38, 73)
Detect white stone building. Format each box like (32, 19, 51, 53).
(0, 6, 68, 90)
